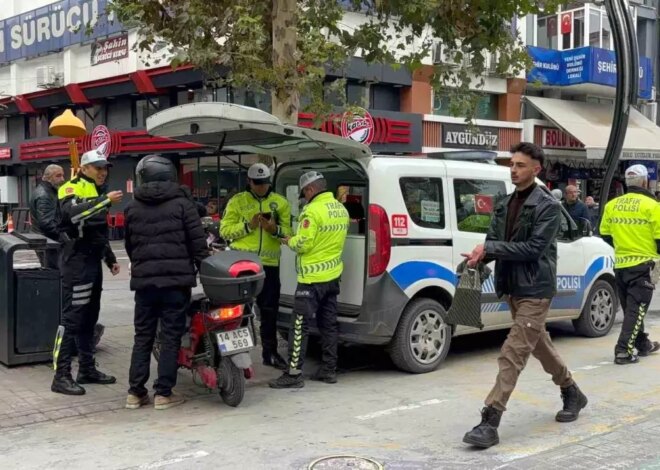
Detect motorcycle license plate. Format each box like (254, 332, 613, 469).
(216, 328, 253, 355)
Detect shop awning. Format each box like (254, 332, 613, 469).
(525, 96, 660, 160)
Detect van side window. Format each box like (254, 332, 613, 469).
(454, 179, 507, 233)
(399, 177, 445, 229)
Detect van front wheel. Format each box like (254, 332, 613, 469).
(389, 298, 452, 373)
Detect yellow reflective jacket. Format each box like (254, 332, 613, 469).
(220, 189, 292, 267)
(288, 191, 349, 283)
(58, 173, 116, 265)
(600, 188, 660, 269)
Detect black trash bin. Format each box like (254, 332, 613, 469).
(0, 232, 61, 367)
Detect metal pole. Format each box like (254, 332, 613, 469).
(599, 0, 639, 216)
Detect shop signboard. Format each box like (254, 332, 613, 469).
(621, 151, 660, 162)
(91, 33, 129, 66)
(542, 128, 584, 149)
(0, 0, 123, 64)
(527, 46, 653, 100)
(441, 123, 499, 150)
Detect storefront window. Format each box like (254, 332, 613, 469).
(76, 105, 103, 130)
(537, 17, 549, 48)
(229, 88, 270, 112)
(25, 113, 49, 139)
(602, 13, 612, 50)
(134, 97, 161, 128)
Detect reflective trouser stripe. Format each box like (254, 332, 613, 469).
(628, 302, 648, 355)
(73, 283, 94, 292)
(52, 325, 65, 371)
(288, 313, 304, 374)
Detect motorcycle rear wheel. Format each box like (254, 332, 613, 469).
(218, 358, 245, 407)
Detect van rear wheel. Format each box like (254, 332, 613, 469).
(389, 298, 452, 373)
(573, 279, 617, 337)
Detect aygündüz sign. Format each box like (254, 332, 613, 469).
(441, 123, 499, 150)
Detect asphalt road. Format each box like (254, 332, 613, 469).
(3, 244, 660, 469)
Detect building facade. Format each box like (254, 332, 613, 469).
(521, 0, 660, 198)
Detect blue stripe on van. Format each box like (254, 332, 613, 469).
(389, 261, 456, 291)
(390, 256, 612, 313)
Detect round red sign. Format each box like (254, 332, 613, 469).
(92, 125, 112, 158)
(341, 108, 375, 146)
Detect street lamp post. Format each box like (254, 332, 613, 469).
(598, 0, 639, 212)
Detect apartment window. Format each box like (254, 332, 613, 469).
(134, 97, 161, 128)
(75, 105, 103, 130)
(370, 84, 400, 112)
(537, 17, 549, 48)
(0, 118, 7, 143)
(347, 82, 369, 107)
(589, 9, 601, 46)
(573, 10, 585, 48)
(433, 92, 498, 120)
(230, 88, 270, 112)
(602, 14, 612, 50)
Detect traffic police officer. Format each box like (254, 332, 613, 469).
(270, 171, 349, 389)
(600, 164, 660, 364)
(220, 163, 292, 369)
(52, 148, 123, 395)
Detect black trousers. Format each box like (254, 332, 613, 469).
(287, 279, 340, 375)
(615, 262, 655, 355)
(128, 287, 190, 398)
(257, 266, 281, 356)
(55, 246, 103, 378)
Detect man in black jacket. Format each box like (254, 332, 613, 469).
(29, 164, 65, 268)
(461, 142, 587, 449)
(124, 155, 208, 411)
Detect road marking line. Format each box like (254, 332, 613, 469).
(137, 451, 209, 469)
(355, 399, 448, 421)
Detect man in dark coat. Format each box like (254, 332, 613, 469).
(29, 164, 65, 268)
(461, 143, 587, 449)
(124, 155, 209, 410)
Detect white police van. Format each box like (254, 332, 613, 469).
(146, 102, 617, 374)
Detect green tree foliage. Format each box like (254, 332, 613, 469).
(109, 0, 560, 123)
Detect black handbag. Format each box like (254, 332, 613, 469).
(446, 261, 492, 330)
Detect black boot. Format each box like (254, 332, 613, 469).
(77, 367, 117, 385)
(269, 373, 305, 389)
(555, 384, 588, 422)
(311, 368, 337, 384)
(463, 406, 502, 448)
(263, 351, 287, 370)
(51, 375, 86, 396)
(638, 341, 660, 357)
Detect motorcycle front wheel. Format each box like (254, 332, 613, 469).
(218, 357, 245, 407)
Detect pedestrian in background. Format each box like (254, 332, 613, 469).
(221, 163, 292, 370)
(563, 185, 591, 232)
(600, 164, 660, 365)
(270, 171, 349, 389)
(124, 155, 208, 410)
(30, 164, 65, 268)
(585, 196, 600, 231)
(52, 148, 122, 396)
(461, 143, 587, 449)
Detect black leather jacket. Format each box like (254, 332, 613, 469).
(484, 185, 560, 299)
(29, 181, 61, 240)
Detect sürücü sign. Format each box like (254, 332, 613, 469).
(442, 123, 499, 150)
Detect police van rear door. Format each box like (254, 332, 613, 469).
(147, 102, 371, 314)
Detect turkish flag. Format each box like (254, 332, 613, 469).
(561, 13, 572, 35)
(475, 194, 494, 215)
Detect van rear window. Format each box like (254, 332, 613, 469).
(399, 177, 445, 229)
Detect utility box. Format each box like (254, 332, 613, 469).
(0, 176, 18, 204)
(0, 232, 61, 366)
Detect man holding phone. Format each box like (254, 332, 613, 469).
(220, 163, 292, 369)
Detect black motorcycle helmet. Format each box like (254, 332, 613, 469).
(136, 154, 177, 185)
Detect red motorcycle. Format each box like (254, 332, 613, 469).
(153, 251, 264, 407)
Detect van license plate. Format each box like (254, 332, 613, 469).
(216, 328, 254, 355)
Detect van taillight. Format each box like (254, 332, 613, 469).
(368, 204, 391, 277)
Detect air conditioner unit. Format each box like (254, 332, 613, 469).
(432, 43, 460, 68)
(36, 66, 62, 88)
